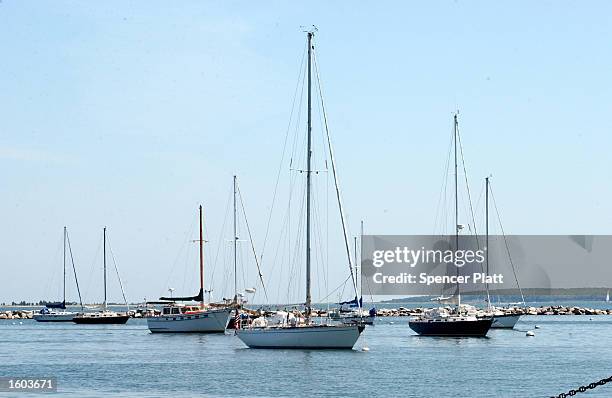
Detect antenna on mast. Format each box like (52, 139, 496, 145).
(300, 25, 318, 33)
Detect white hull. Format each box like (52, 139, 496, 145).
(235, 324, 364, 349)
(491, 314, 521, 329)
(147, 308, 232, 333)
(33, 312, 77, 322)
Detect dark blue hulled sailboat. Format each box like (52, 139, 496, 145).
(34, 227, 83, 322)
(408, 114, 492, 337)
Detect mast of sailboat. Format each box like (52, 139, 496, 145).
(63, 226, 67, 307)
(305, 31, 313, 320)
(354, 236, 358, 293)
(360, 220, 364, 302)
(103, 227, 107, 311)
(199, 205, 205, 308)
(233, 175, 238, 304)
(65, 228, 84, 311)
(454, 113, 461, 311)
(485, 176, 491, 310)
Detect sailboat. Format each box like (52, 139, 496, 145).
(408, 113, 493, 337)
(34, 227, 84, 322)
(330, 229, 376, 326)
(235, 30, 365, 349)
(606, 289, 610, 303)
(146, 205, 233, 333)
(225, 175, 267, 330)
(73, 227, 130, 324)
(480, 176, 522, 329)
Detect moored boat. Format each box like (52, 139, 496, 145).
(490, 312, 521, 329)
(235, 30, 365, 349)
(34, 227, 83, 323)
(73, 227, 130, 325)
(33, 308, 77, 322)
(147, 304, 232, 333)
(146, 205, 233, 333)
(409, 311, 493, 337)
(73, 311, 130, 324)
(236, 323, 365, 349)
(409, 114, 492, 337)
(479, 177, 523, 329)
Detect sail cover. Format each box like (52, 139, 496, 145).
(159, 288, 203, 302)
(338, 296, 362, 307)
(46, 300, 66, 309)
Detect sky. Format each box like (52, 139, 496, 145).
(1, 1, 611, 305)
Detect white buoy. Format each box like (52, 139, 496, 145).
(526, 330, 535, 336)
(389, 321, 394, 325)
(19, 322, 23, 325)
(534, 325, 540, 329)
(361, 346, 370, 352)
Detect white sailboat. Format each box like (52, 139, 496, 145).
(606, 289, 610, 303)
(147, 205, 233, 333)
(235, 30, 365, 349)
(479, 177, 523, 329)
(34, 227, 83, 322)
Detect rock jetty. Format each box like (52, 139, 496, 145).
(370, 305, 612, 317)
(0, 310, 34, 319)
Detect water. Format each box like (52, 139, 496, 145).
(1, 314, 611, 397)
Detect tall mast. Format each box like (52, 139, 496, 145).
(485, 176, 490, 309)
(199, 205, 204, 308)
(103, 227, 107, 310)
(63, 226, 67, 305)
(454, 113, 460, 310)
(353, 236, 358, 295)
(360, 220, 364, 298)
(233, 175, 238, 303)
(305, 31, 313, 320)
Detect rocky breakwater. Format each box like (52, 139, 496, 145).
(375, 305, 612, 317)
(0, 310, 34, 319)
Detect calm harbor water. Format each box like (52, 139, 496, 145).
(1, 312, 612, 397)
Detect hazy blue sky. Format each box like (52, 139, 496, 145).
(1, 1, 611, 304)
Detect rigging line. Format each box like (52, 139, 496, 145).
(160, 214, 197, 298)
(326, 148, 330, 309)
(236, 184, 269, 301)
(66, 232, 84, 310)
(312, 57, 331, 305)
(434, 128, 455, 234)
(489, 182, 526, 307)
(268, 194, 292, 295)
(260, 41, 307, 267)
(290, 185, 307, 303)
(455, 117, 491, 304)
(312, 43, 360, 305)
(105, 234, 129, 309)
(289, 78, 307, 172)
(474, 182, 486, 223)
(210, 185, 233, 289)
(311, 182, 329, 302)
(316, 274, 352, 304)
(285, 181, 307, 302)
(83, 236, 103, 305)
(44, 235, 63, 300)
(456, 123, 480, 245)
(272, 73, 306, 302)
